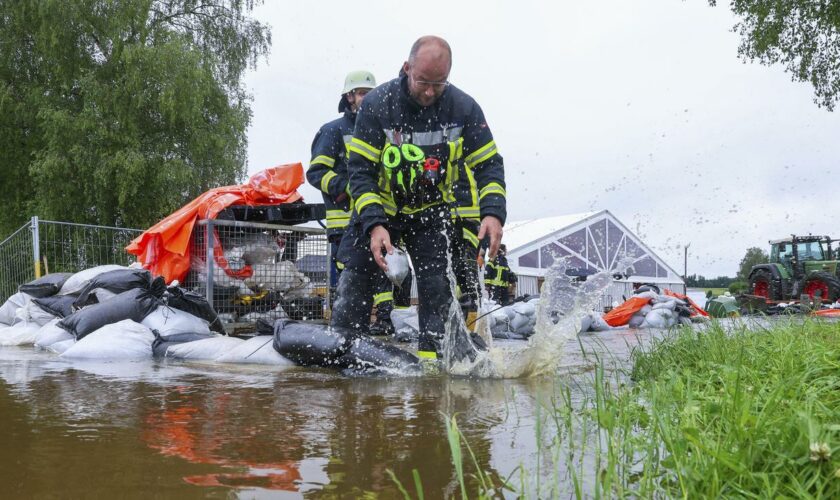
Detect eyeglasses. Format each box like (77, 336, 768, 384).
(412, 77, 450, 90)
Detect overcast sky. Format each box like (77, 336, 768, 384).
(243, 0, 840, 278)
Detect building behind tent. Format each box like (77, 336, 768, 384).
(504, 210, 685, 310)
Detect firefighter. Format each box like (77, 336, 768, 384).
(306, 70, 397, 335)
(485, 244, 515, 304)
(331, 36, 506, 360)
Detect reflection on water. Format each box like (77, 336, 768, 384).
(0, 326, 653, 498)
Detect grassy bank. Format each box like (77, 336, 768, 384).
(413, 318, 840, 498)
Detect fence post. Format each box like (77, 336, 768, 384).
(30, 216, 41, 279)
(205, 220, 214, 306)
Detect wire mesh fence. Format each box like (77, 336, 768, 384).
(184, 219, 330, 327)
(0, 218, 143, 303)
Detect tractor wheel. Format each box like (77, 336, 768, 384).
(800, 272, 840, 303)
(749, 269, 777, 300)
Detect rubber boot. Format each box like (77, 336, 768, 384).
(369, 301, 395, 336)
(416, 273, 452, 360)
(330, 270, 374, 335)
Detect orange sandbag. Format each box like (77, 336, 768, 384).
(603, 296, 652, 327)
(126, 164, 304, 283)
(664, 289, 710, 317)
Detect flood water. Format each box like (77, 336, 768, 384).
(0, 328, 655, 498)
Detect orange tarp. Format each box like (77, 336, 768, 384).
(126, 164, 304, 284)
(664, 289, 710, 317)
(603, 296, 652, 327)
(813, 309, 840, 317)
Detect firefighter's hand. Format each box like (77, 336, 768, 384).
(478, 216, 503, 260)
(370, 225, 393, 272)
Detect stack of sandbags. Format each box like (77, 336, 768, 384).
(485, 297, 541, 340)
(0, 272, 78, 346)
(603, 290, 695, 329)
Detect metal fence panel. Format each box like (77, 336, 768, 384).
(0, 221, 36, 302)
(184, 219, 329, 329)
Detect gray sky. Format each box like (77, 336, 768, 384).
(243, 0, 840, 278)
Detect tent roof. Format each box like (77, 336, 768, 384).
(504, 211, 599, 253)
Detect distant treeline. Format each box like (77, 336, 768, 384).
(684, 274, 736, 288)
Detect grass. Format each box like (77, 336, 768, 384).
(393, 318, 840, 498)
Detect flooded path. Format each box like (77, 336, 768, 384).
(0, 329, 656, 498)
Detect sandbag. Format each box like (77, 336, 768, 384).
(164, 287, 225, 334)
(652, 300, 676, 311)
(384, 247, 410, 287)
(579, 314, 593, 333)
(15, 301, 57, 326)
(163, 336, 244, 361)
(0, 321, 41, 346)
(0, 292, 31, 326)
(390, 306, 419, 334)
(141, 306, 211, 338)
(19, 273, 73, 298)
(60, 319, 155, 360)
(152, 332, 218, 358)
(272, 320, 350, 367)
(33, 294, 78, 318)
(73, 268, 152, 308)
(589, 314, 613, 332)
(59, 288, 159, 339)
(337, 335, 420, 373)
(628, 313, 646, 329)
(58, 265, 126, 295)
(34, 319, 74, 349)
(642, 308, 677, 329)
(216, 336, 296, 365)
(47, 339, 76, 354)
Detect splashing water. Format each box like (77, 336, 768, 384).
(443, 256, 622, 379)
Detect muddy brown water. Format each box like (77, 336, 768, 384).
(0, 330, 655, 499)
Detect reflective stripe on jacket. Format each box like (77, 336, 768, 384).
(306, 111, 356, 239)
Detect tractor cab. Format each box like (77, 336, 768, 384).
(769, 236, 834, 279)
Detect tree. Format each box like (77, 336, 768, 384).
(0, 0, 270, 234)
(710, 1, 840, 110)
(737, 246, 769, 281)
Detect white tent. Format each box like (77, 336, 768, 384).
(504, 210, 685, 307)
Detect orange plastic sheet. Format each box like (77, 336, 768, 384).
(126, 164, 304, 284)
(813, 309, 840, 317)
(663, 289, 710, 317)
(603, 296, 652, 327)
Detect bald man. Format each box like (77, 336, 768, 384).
(332, 36, 507, 361)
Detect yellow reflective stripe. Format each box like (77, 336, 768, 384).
(462, 227, 479, 248)
(417, 351, 438, 359)
(373, 291, 393, 306)
(356, 192, 382, 212)
(320, 171, 338, 193)
(336, 261, 345, 270)
(465, 140, 497, 168)
(381, 194, 397, 216)
(326, 209, 351, 218)
(451, 206, 480, 219)
(311, 155, 335, 168)
(479, 182, 506, 200)
(348, 138, 381, 163)
(326, 219, 350, 229)
(486, 278, 507, 286)
(400, 200, 444, 214)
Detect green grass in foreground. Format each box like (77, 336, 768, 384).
(392, 318, 840, 498)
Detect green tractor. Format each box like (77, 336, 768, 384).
(748, 235, 840, 303)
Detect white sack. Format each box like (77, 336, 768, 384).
(0, 292, 32, 326)
(588, 313, 613, 332)
(60, 319, 155, 360)
(59, 265, 126, 295)
(642, 308, 677, 329)
(512, 301, 536, 316)
(0, 321, 41, 346)
(164, 336, 244, 361)
(141, 306, 210, 338)
(384, 247, 410, 287)
(14, 301, 56, 326)
(391, 306, 419, 334)
(47, 339, 76, 354)
(34, 319, 74, 349)
(628, 313, 646, 329)
(216, 336, 295, 365)
(652, 301, 676, 311)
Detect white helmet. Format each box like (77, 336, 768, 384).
(338, 70, 376, 112)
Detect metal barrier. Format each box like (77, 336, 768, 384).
(184, 219, 329, 328)
(0, 217, 143, 302)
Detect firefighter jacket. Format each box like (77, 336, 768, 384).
(486, 254, 514, 288)
(306, 110, 356, 240)
(346, 74, 506, 236)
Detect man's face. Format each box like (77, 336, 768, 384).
(403, 52, 450, 107)
(347, 87, 371, 112)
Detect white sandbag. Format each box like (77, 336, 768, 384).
(634, 291, 658, 300)
(284, 280, 314, 299)
(639, 305, 653, 315)
(512, 301, 536, 317)
(47, 339, 76, 354)
(502, 305, 517, 321)
(0, 321, 41, 346)
(59, 265, 126, 295)
(628, 313, 646, 329)
(14, 301, 57, 326)
(652, 300, 676, 311)
(0, 292, 31, 325)
(245, 261, 308, 292)
(164, 336, 244, 361)
(589, 313, 613, 332)
(216, 336, 295, 365)
(384, 247, 410, 287)
(141, 306, 210, 338)
(579, 314, 593, 333)
(391, 306, 419, 334)
(642, 308, 677, 329)
(60, 319, 155, 360)
(34, 319, 74, 348)
(510, 312, 531, 334)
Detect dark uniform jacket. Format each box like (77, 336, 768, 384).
(346, 74, 506, 236)
(306, 110, 356, 240)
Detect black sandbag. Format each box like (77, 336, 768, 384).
(58, 288, 159, 340)
(73, 269, 153, 308)
(273, 320, 351, 367)
(19, 273, 73, 298)
(33, 294, 78, 318)
(152, 331, 217, 358)
(165, 287, 225, 334)
(337, 335, 420, 373)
